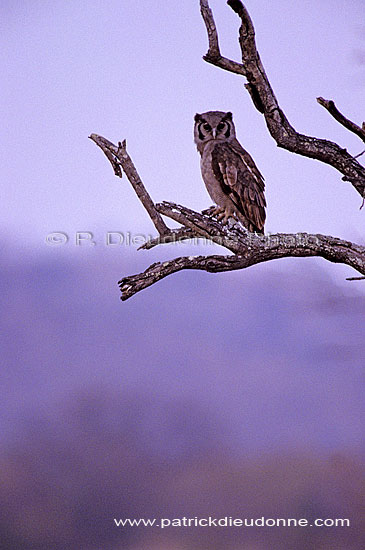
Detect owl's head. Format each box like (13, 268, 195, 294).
(194, 111, 236, 153)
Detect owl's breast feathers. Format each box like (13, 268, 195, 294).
(211, 140, 266, 233)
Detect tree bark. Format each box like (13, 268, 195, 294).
(200, 0, 365, 199)
(89, 2, 365, 301)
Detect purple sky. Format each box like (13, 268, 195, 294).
(2, 0, 364, 275)
(1, 5, 364, 547)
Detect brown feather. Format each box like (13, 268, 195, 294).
(211, 141, 266, 233)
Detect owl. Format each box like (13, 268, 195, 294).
(194, 111, 266, 233)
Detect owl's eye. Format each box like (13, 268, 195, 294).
(203, 123, 211, 131)
(217, 122, 225, 131)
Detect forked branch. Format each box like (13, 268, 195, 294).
(89, 133, 365, 300)
(117, 205, 365, 300)
(89, 2, 365, 301)
(89, 134, 170, 236)
(200, 0, 365, 199)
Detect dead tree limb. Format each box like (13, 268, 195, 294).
(118, 210, 365, 300)
(138, 227, 196, 250)
(317, 97, 365, 144)
(90, 3, 365, 301)
(89, 134, 170, 236)
(119, 255, 246, 301)
(200, 0, 365, 199)
(90, 135, 365, 299)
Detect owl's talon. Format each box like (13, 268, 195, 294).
(216, 208, 235, 224)
(212, 206, 224, 217)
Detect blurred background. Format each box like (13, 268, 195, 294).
(1, 0, 364, 548)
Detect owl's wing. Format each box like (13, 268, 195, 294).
(211, 141, 266, 233)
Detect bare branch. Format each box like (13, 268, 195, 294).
(200, 0, 246, 75)
(354, 150, 365, 160)
(88, 134, 123, 177)
(89, 134, 170, 236)
(138, 227, 197, 250)
(90, 134, 365, 301)
(317, 98, 365, 144)
(200, 0, 220, 56)
(90, 133, 365, 299)
(91, 5, 365, 303)
(199, 1, 365, 199)
(139, 203, 253, 251)
(156, 202, 252, 254)
(119, 254, 245, 301)
(117, 206, 365, 300)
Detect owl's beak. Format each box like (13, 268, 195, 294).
(212, 129, 217, 139)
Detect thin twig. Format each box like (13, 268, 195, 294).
(88, 134, 123, 177)
(354, 150, 365, 160)
(317, 98, 365, 144)
(89, 134, 170, 236)
(138, 227, 197, 250)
